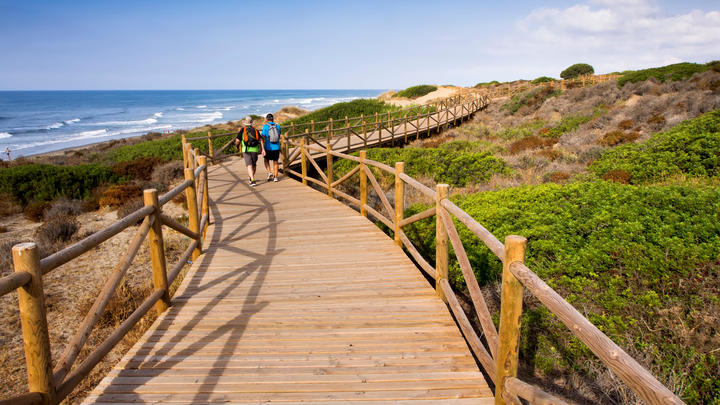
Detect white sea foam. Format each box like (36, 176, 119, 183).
(47, 122, 64, 130)
(153, 112, 163, 118)
(64, 118, 81, 124)
(180, 111, 223, 123)
(176, 107, 185, 111)
(76, 129, 109, 138)
(96, 117, 158, 126)
(0, 132, 12, 139)
(273, 99, 280, 103)
(196, 105, 207, 108)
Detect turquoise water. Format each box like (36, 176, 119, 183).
(0, 89, 383, 158)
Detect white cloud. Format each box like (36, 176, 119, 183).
(512, 0, 720, 73)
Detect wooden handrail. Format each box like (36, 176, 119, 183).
(0, 271, 31, 297)
(503, 377, 569, 405)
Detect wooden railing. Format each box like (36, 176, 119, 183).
(183, 92, 489, 166)
(478, 73, 621, 100)
(0, 147, 210, 405)
(288, 140, 685, 405)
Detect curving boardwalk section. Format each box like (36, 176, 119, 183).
(85, 159, 492, 404)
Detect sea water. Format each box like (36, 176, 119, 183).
(0, 89, 383, 158)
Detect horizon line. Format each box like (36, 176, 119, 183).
(0, 88, 390, 92)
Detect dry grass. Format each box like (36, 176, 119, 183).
(23, 201, 50, 222)
(0, 193, 22, 217)
(111, 157, 163, 181)
(602, 169, 632, 184)
(98, 184, 142, 207)
(598, 130, 640, 147)
(508, 136, 557, 154)
(151, 161, 184, 186)
(617, 119, 634, 130)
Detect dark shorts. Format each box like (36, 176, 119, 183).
(243, 151, 259, 166)
(264, 149, 280, 162)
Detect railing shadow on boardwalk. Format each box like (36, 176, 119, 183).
(119, 162, 285, 403)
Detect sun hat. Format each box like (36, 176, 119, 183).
(243, 116, 253, 125)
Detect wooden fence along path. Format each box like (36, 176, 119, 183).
(2, 93, 685, 405)
(85, 161, 494, 404)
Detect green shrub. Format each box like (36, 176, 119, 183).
(108, 135, 184, 163)
(284, 99, 402, 128)
(403, 181, 720, 402)
(334, 141, 511, 187)
(539, 114, 593, 138)
(474, 81, 500, 87)
(590, 108, 720, 183)
(501, 86, 561, 115)
(0, 164, 118, 205)
(532, 76, 557, 84)
(617, 62, 712, 87)
(393, 85, 438, 99)
(560, 63, 594, 79)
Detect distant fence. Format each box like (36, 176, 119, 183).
(286, 138, 685, 405)
(0, 148, 210, 405)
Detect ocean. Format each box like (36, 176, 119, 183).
(0, 89, 383, 158)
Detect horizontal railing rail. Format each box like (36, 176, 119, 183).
(1, 141, 211, 405)
(289, 139, 685, 405)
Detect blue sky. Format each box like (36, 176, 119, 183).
(1, 0, 718, 90)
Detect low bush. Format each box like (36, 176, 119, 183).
(560, 63, 594, 79)
(509, 136, 556, 154)
(24, 201, 50, 222)
(402, 182, 720, 402)
(647, 114, 666, 126)
(536, 149, 562, 161)
(117, 198, 144, 222)
(0, 193, 22, 217)
(545, 171, 570, 182)
(617, 62, 712, 87)
(602, 169, 632, 184)
(99, 184, 142, 207)
(540, 114, 594, 138)
(35, 215, 79, 257)
(474, 80, 500, 87)
(334, 141, 511, 187)
(393, 85, 438, 99)
(0, 164, 118, 205)
(501, 86, 561, 115)
(111, 156, 163, 180)
(531, 76, 557, 84)
(285, 99, 402, 127)
(598, 130, 640, 146)
(151, 161, 185, 186)
(617, 119, 634, 130)
(44, 198, 82, 220)
(590, 108, 720, 183)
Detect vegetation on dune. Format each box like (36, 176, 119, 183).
(334, 141, 510, 187)
(402, 181, 720, 403)
(393, 85, 438, 99)
(285, 99, 402, 127)
(474, 80, 501, 87)
(0, 164, 118, 205)
(501, 85, 561, 115)
(531, 76, 557, 84)
(560, 63, 595, 79)
(617, 61, 719, 87)
(590, 108, 720, 183)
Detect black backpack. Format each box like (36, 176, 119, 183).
(241, 126, 260, 148)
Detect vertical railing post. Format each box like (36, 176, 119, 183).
(435, 184, 449, 301)
(198, 156, 210, 239)
(345, 116, 350, 152)
(394, 162, 405, 247)
(281, 135, 289, 176)
(328, 118, 333, 146)
(143, 190, 170, 315)
(360, 150, 367, 217)
(361, 114, 367, 148)
(495, 235, 527, 405)
(184, 168, 202, 260)
(375, 112, 381, 144)
(300, 138, 307, 186)
(13, 243, 56, 405)
(181, 134, 188, 168)
(207, 131, 214, 165)
(192, 148, 199, 188)
(326, 142, 333, 197)
(403, 113, 408, 143)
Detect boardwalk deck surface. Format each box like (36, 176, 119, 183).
(85, 159, 492, 404)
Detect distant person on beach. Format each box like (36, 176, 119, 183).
(5, 148, 10, 161)
(235, 116, 264, 187)
(261, 113, 281, 182)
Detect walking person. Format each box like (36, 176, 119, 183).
(261, 113, 282, 182)
(235, 116, 265, 187)
(5, 147, 10, 161)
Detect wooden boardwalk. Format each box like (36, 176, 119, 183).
(85, 159, 493, 404)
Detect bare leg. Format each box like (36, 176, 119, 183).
(264, 157, 271, 173)
(273, 160, 279, 178)
(246, 164, 254, 180)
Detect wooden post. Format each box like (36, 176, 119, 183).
(416, 109, 420, 140)
(290, 122, 295, 138)
(281, 134, 289, 174)
(198, 156, 210, 239)
(143, 190, 170, 316)
(183, 169, 202, 260)
(345, 116, 350, 152)
(13, 243, 56, 405)
(207, 131, 214, 165)
(435, 184, 449, 301)
(375, 112, 381, 144)
(361, 114, 367, 148)
(394, 162, 404, 247)
(328, 118, 333, 146)
(387, 111, 393, 144)
(326, 143, 333, 197)
(300, 138, 307, 186)
(403, 113, 408, 143)
(311, 119, 315, 137)
(360, 150, 367, 217)
(181, 134, 188, 168)
(495, 235, 527, 405)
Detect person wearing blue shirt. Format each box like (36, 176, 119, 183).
(261, 113, 282, 182)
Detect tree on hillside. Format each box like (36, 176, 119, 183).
(560, 63, 594, 79)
